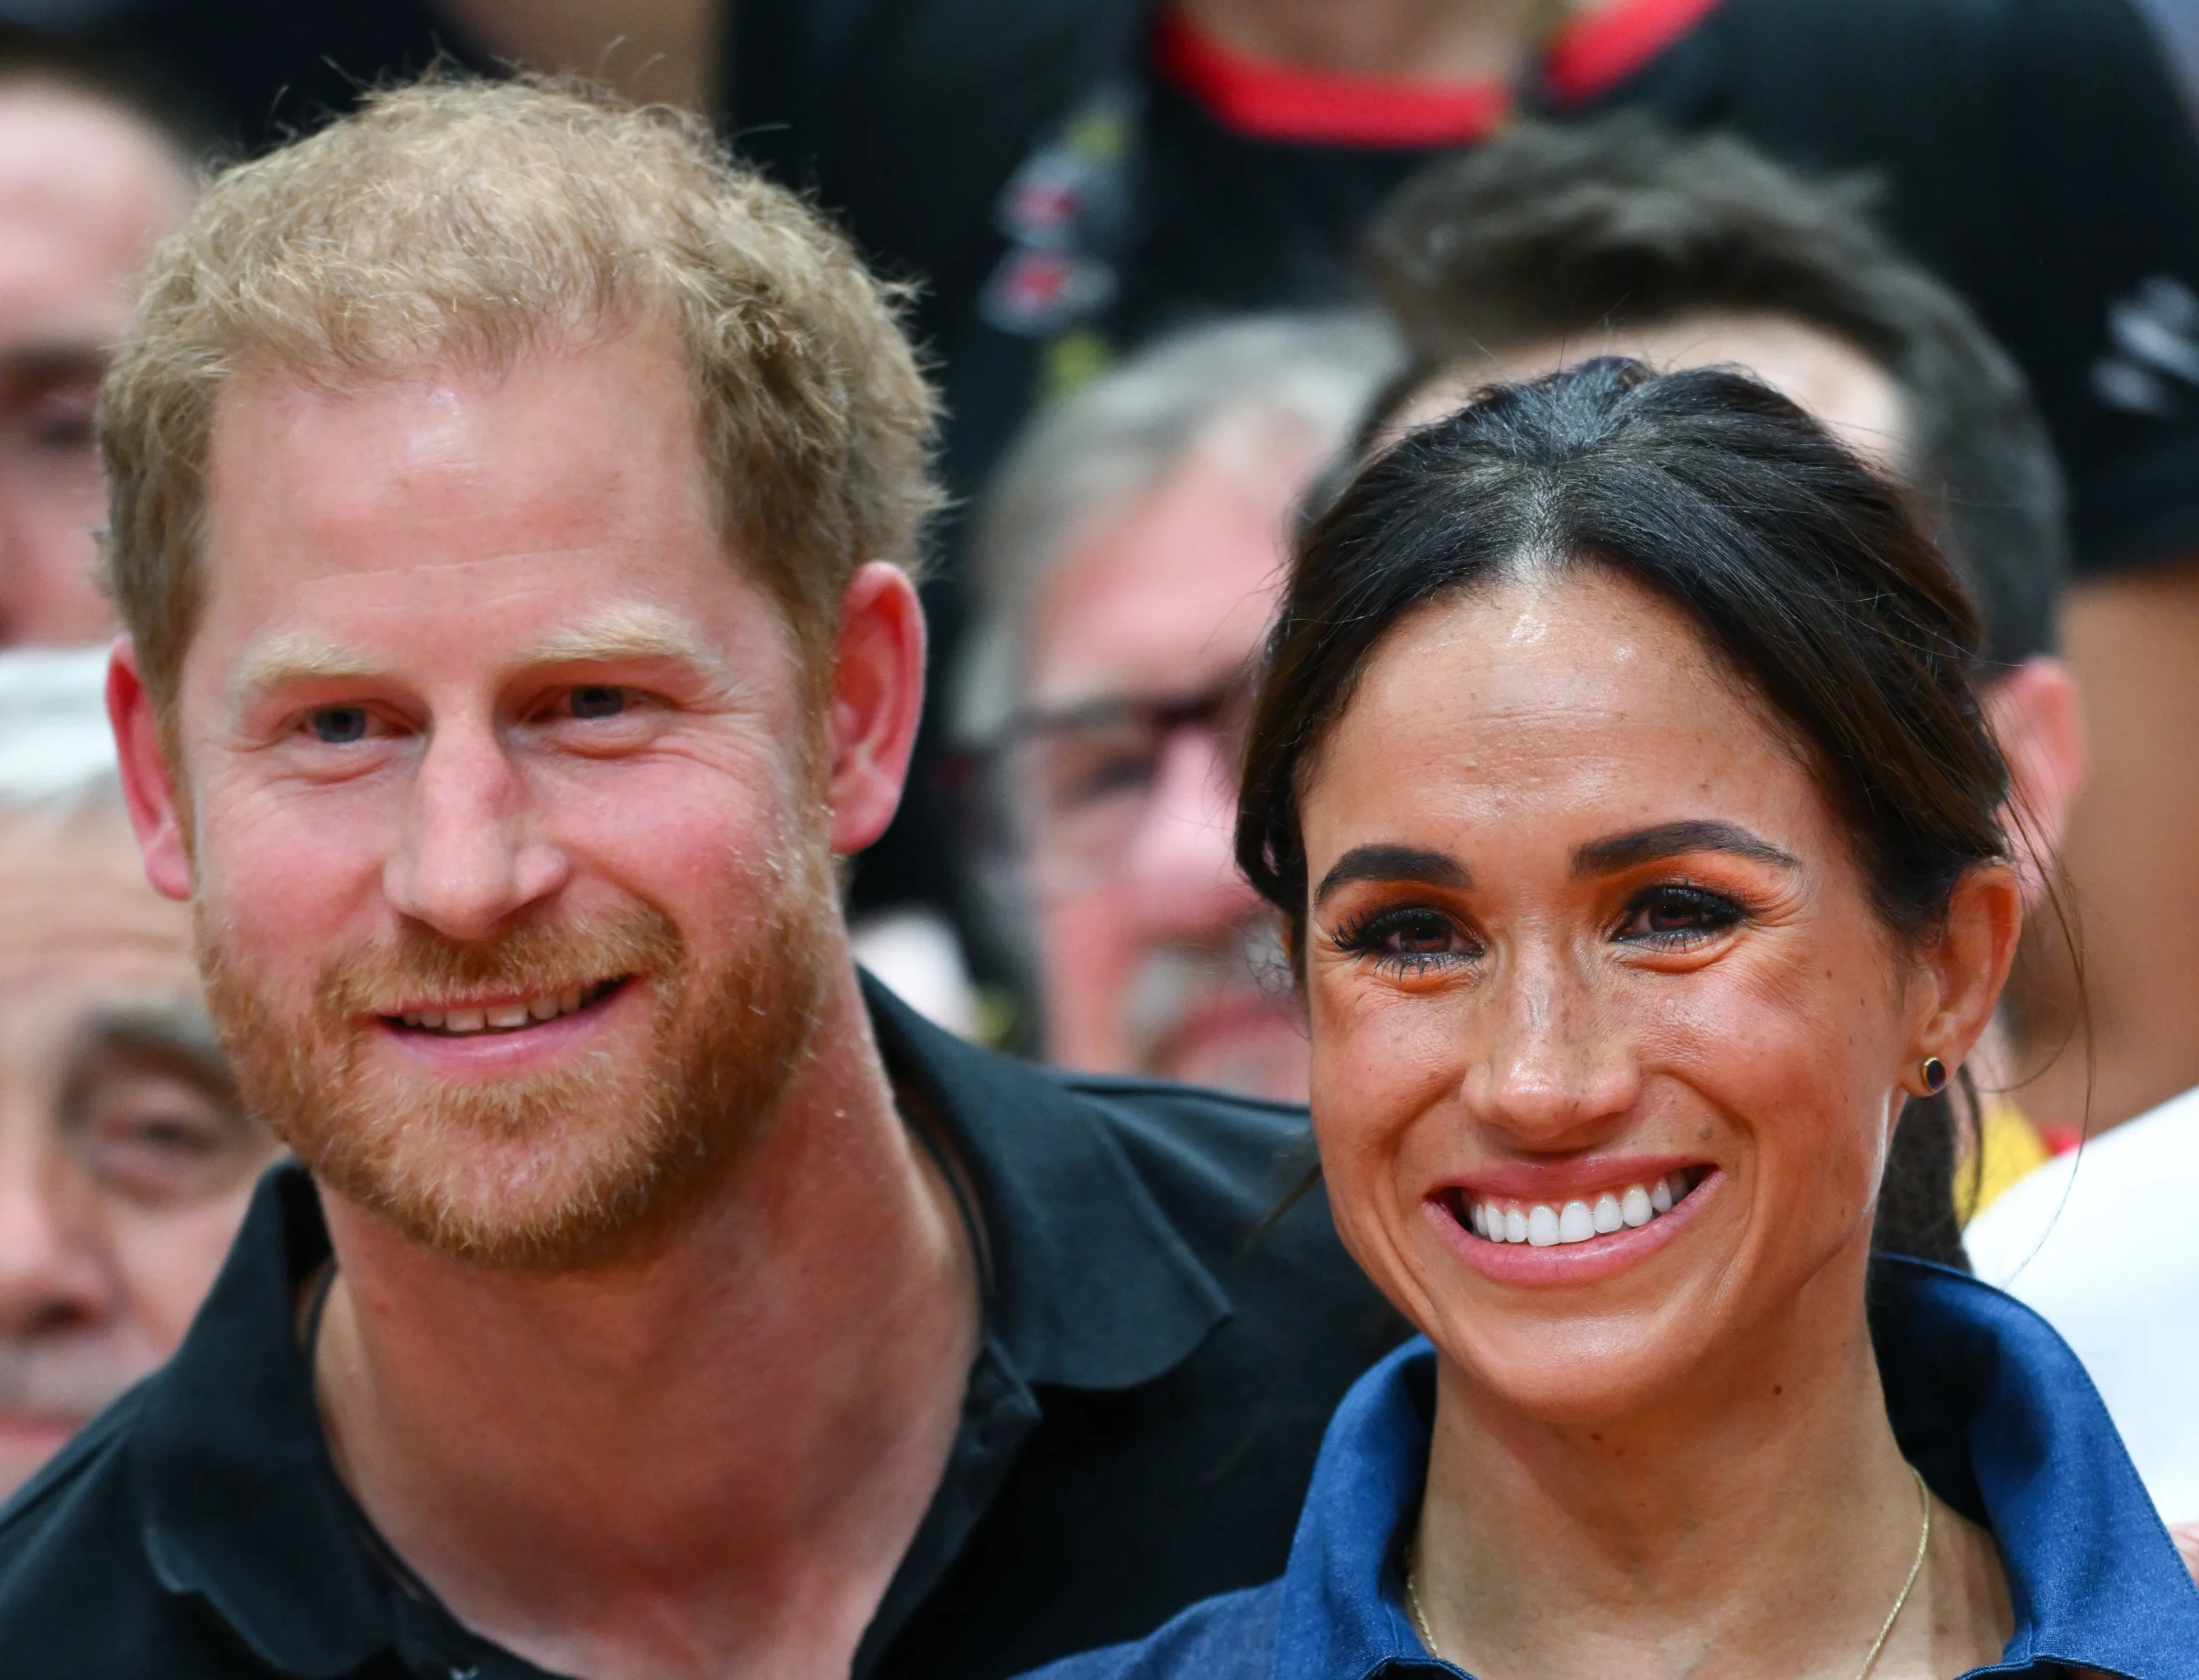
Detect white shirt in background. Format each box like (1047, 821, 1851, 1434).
(1967, 1083, 2199, 1524)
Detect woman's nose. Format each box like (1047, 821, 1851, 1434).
(1458, 946, 1641, 1146)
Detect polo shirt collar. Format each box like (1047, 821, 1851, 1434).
(131, 976, 1238, 1676)
(136, 1166, 395, 1678)
(861, 971, 1233, 1390)
(1265, 1257, 2199, 1680)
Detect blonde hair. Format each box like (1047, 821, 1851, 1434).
(100, 73, 940, 713)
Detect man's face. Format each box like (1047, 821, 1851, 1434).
(156, 323, 838, 1268)
(0, 86, 190, 648)
(1392, 311, 1909, 474)
(0, 802, 272, 1499)
(1018, 415, 1321, 1100)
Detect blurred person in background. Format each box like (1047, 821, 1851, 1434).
(0, 29, 193, 648)
(1361, 119, 2090, 1228)
(729, 0, 2199, 1069)
(0, 647, 273, 1502)
(957, 313, 1397, 1096)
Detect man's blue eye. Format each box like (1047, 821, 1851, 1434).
(569, 686, 627, 719)
(310, 707, 369, 744)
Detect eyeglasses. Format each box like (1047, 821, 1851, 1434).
(979, 677, 1256, 896)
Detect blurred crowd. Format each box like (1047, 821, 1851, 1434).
(0, 0, 2194, 1620)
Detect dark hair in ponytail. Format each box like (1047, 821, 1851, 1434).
(1241, 359, 2012, 1264)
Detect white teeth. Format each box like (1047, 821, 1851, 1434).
(1471, 1175, 1696, 1247)
(399, 989, 603, 1035)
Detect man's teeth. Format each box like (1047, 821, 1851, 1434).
(398, 986, 593, 1035)
(1468, 1173, 1694, 1247)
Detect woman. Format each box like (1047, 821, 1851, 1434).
(1026, 361, 2199, 1679)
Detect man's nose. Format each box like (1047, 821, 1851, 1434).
(382, 722, 570, 940)
(0, 1132, 115, 1341)
(1458, 946, 1641, 1146)
(1121, 726, 1260, 935)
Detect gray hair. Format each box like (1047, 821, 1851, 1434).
(955, 311, 1403, 744)
(0, 647, 121, 814)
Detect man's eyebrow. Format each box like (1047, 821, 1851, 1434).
(231, 634, 388, 704)
(1571, 820, 1800, 878)
(231, 608, 732, 706)
(512, 605, 728, 675)
(1314, 844, 1471, 907)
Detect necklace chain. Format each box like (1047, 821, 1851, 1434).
(1403, 1466, 1931, 1679)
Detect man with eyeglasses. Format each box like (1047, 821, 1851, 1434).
(957, 313, 1397, 1099)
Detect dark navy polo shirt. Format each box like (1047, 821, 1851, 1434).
(0, 976, 1407, 1680)
(1025, 1259, 2199, 1680)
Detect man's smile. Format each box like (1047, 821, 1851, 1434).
(383, 976, 629, 1037)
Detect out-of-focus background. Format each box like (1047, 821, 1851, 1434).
(0, 0, 2195, 1522)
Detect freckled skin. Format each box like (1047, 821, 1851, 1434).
(1301, 569, 1925, 1423)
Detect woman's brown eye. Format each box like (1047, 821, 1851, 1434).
(1333, 905, 1476, 972)
(1621, 886, 1745, 944)
(1387, 914, 1455, 952)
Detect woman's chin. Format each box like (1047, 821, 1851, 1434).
(1401, 1178, 1749, 1425)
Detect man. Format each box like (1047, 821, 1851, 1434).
(0, 32, 194, 648)
(0, 76, 1402, 1680)
(957, 312, 1397, 1097)
(1360, 119, 2092, 1225)
(0, 648, 276, 1500)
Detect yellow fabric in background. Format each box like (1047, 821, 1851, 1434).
(1957, 1100, 2052, 1227)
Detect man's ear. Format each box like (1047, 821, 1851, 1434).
(106, 639, 191, 901)
(1981, 656, 2087, 906)
(824, 562, 927, 856)
(1907, 862, 2025, 1095)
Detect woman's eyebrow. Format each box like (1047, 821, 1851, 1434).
(1571, 820, 1800, 878)
(1314, 844, 1471, 907)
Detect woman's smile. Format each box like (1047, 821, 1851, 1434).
(1426, 1162, 1722, 1287)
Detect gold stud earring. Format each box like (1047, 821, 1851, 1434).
(1920, 1055, 1949, 1095)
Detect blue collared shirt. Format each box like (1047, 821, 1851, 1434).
(1027, 1258, 2199, 1680)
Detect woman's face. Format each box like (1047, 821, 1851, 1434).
(1298, 567, 1978, 1423)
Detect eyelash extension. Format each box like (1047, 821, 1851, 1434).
(1328, 904, 1473, 975)
(1617, 881, 1750, 949)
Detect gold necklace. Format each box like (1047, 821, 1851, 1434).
(1403, 1467, 1931, 1679)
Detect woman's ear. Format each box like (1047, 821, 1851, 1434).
(1908, 862, 2025, 1092)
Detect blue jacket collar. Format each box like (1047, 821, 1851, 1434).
(1268, 1257, 2199, 1680)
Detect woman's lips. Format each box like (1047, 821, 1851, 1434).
(1425, 1165, 1723, 1287)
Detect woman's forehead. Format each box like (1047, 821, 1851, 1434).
(1303, 569, 1821, 850)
